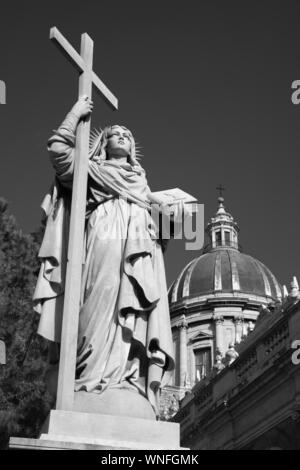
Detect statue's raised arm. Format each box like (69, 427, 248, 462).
(48, 96, 93, 187)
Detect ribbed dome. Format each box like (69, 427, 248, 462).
(169, 248, 282, 304)
(169, 196, 282, 305)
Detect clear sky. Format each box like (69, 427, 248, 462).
(0, 0, 300, 289)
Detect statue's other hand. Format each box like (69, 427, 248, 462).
(71, 94, 94, 119)
(161, 200, 183, 219)
(148, 193, 175, 206)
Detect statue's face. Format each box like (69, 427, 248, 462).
(106, 125, 132, 158)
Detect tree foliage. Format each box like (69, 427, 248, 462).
(0, 198, 51, 449)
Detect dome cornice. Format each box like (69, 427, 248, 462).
(168, 250, 282, 308)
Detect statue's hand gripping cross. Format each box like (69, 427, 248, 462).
(49, 27, 118, 411)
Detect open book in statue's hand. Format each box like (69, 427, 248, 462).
(148, 188, 198, 217)
(148, 188, 198, 248)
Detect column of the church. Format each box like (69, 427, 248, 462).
(212, 230, 216, 248)
(221, 228, 224, 246)
(177, 316, 188, 388)
(214, 315, 224, 355)
(189, 346, 196, 387)
(234, 315, 243, 344)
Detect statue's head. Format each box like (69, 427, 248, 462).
(89, 124, 141, 166)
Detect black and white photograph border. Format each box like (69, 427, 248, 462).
(0, 0, 300, 453)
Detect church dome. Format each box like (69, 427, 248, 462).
(169, 196, 282, 305)
(169, 248, 282, 303)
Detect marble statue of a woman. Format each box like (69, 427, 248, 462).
(33, 96, 175, 418)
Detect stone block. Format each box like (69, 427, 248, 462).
(23, 409, 183, 450)
(74, 388, 156, 420)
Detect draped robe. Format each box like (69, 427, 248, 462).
(33, 114, 175, 415)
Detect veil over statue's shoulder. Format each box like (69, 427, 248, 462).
(87, 126, 151, 210)
(33, 178, 70, 342)
(33, 126, 148, 343)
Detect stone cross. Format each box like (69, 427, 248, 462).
(50, 27, 118, 411)
(216, 184, 225, 198)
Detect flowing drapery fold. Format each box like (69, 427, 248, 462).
(34, 123, 174, 414)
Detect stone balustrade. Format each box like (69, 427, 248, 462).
(174, 296, 300, 449)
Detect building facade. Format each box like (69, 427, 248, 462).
(161, 197, 282, 419)
(160, 196, 300, 449)
(173, 289, 300, 449)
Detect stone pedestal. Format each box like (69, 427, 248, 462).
(73, 388, 156, 420)
(10, 386, 186, 450)
(10, 409, 183, 450)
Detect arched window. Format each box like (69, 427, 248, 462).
(216, 231, 222, 246)
(224, 230, 230, 245)
(194, 347, 211, 382)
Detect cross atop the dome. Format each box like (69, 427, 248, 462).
(216, 184, 226, 199)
